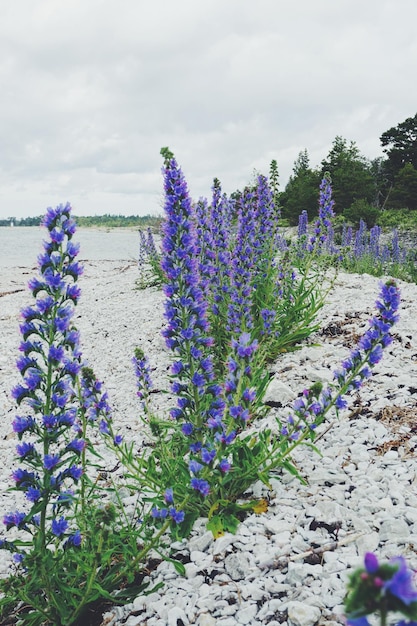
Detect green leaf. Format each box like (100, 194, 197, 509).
(207, 515, 226, 538)
(164, 557, 186, 576)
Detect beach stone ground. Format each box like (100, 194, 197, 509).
(1, 261, 417, 625)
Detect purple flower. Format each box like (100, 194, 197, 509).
(48, 345, 65, 364)
(150, 506, 168, 519)
(201, 448, 216, 464)
(12, 415, 36, 434)
(364, 552, 379, 574)
(66, 465, 83, 481)
(66, 439, 86, 454)
(384, 556, 417, 605)
(169, 507, 185, 524)
(190, 478, 210, 497)
(189, 460, 203, 475)
(13, 553, 24, 564)
(182, 423, 194, 436)
(218, 458, 231, 473)
(26, 487, 41, 502)
(164, 488, 174, 504)
(3, 511, 27, 530)
(65, 530, 82, 547)
(43, 454, 60, 470)
(346, 618, 370, 626)
(11, 468, 37, 488)
(16, 442, 36, 459)
(51, 516, 68, 537)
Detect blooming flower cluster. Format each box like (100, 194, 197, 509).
(160, 158, 217, 411)
(137, 227, 163, 288)
(80, 367, 123, 446)
(132, 347, 153, 413)
(345, 552, 417, 625)
(281, 279, 401, 442)
(150, 488, 185, 525)
(160, 158, 226, 503)
(308, 174, 336, 254)
(2, 203, 85, 558)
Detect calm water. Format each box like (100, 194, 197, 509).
(0, 227, 141, 267)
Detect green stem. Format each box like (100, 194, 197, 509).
(67, 529, 105, 625)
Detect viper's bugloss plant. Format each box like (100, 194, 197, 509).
(345, 552, 417, 626)
(127, 155, 401, 539)
(0, 204, 158, 626)
(276, 279, 401, 455)
(137, 227, 163, 289)
(3, 204, 84, 560)
(338, 219, 417, 283)
(0, 155, 406, 623)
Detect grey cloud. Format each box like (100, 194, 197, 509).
(0, 0, 417, 218)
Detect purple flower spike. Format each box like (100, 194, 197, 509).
(160, 155, 224, 453)
(308, 175, 336, 255)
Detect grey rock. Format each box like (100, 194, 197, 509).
(189, 531, 214, 553)
(263, 378, 296, 406)
(379, 518, 410, 542)
(287, 601, 321, 626)
(224, 552, 250, 581)
(236, 603, 258, 624)
(168, 606, 189, 626)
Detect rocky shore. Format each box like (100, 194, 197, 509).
(1, 261, 417, 626)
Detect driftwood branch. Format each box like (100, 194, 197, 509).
(259, 532, 365, 570)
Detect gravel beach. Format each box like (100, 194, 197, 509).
(1, 261, 417, 626)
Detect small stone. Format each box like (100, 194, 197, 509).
(168, 606, 189, 626)
(197, 615, 217, 626)
(264, 378, 296, 406)
(190, 550, 207, 564)
(224, 552, 250, 581)
(287, 600, 321, 626)
(236, 603, 258, 624)
(379, 518, 410, 542)
(212, 533, 235, 555)
(189, 531, 214, 553)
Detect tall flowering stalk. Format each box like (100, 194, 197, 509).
(160, 157, 218, 427)
(158, 157, 227, 521)
(308, 174, 336, 254)
(137, 227, 163, 288)
(0, 204, 170, 624)
(132, 347, 153, 415)
(227, 186, 258, 334)
(267, 279, 401, 476)
(2, 204, 84, 563)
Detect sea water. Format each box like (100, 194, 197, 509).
(0, 227, 141, 267)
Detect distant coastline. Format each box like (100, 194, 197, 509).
(0, 214, 163, 230)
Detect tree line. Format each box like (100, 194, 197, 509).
(0, 214, 162, 228)
(277, 112, 417, 226)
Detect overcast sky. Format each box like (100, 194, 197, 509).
(1, 0, 416, 220)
